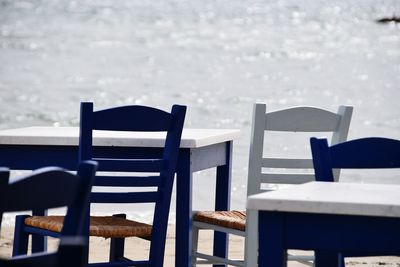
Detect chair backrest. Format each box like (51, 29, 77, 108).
(247, 103, 353, 196)
(78, 102, 186, 258)
(311, 137, 400, 182)
(0, 161, 97, 266)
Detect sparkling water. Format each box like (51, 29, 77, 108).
(1, 0, 399, 222)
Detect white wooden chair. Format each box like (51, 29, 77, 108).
(192, 103, 353, 267)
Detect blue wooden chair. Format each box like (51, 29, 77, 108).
(13, 102, 186, 267)
(2, 161, 97, 267)
(310, 137, 400, 266)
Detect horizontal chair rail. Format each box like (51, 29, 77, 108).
(261, 173, 315, 184)
(265, 107, 340, 132)
(94, 158, 165, 172)
(193, 221, 246, 237)
(262, 158, 314, 169)
(90, 192, 158, 203)
(94, 175, 162, 187)
(24, 226, 61, 238)
(195, 252, 244, 267)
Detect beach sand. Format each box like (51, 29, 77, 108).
(1, 225, 399, 266)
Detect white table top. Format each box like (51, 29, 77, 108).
(0, 126, 240, 149)
(247, 181, 400, 218)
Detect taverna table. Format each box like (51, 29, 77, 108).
(247, 181, 400, 267)
(0, 126, 240, 267)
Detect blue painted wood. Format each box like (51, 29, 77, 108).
(95, 158, 165, 172)
(31, 211, 47, 253)
(4, 161, 97, 267)
(174, 142, 233, 267)
(213, 142, 232, 267)
(0, 167, 9, 184)
(90, 191, 158, 203)
(109, 214, 126, 262)
(0, 145, 165, 171)
(0, 145, 79, 170)
(82, 102, 186, 267)
(175, 149, 193, 267)
(23, 226, 61, 238)
(311, 137, 400, 182)
(258, 211, 400, 266)
(310, 136, 400, 265)
(93, 105, 173, 131)
(94, 175, 161, 187)
(314, 251, 339, 267)
(13, 215, 30, 257)
(258, 212, 287, 267)
(0, 123, 235, 267)
(4, 237, 88, 267)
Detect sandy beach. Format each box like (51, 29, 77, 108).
(1, 225, 399, 266)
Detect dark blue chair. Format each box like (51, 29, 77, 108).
(14, 102, 186, 267)
(310, 137, 400, 266)
(2, 161, 97, 267)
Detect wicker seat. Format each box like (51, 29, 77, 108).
(193, 211, 246, 231)
(25, 216, 152, 239)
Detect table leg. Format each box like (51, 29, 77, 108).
(258, 212, 287, 267)
(213, 142, 232, 267)
(176, 150, 193, 267)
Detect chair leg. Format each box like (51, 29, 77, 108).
(31, 209, 48, 253)
(191, 224, 200, 267)
(109, 214, 126, 262)
(314, 251, 339, 267)
(59, 237, 87, 267)
(339, 253, 346, 267)
(13, 215, 29, 256)
(31, 234, 47, 253)
(244, 210, 258, 267)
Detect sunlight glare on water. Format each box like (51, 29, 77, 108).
(0, 0, 399, 220)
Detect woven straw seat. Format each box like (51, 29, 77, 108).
(193, 210, 246, 231)
(25, 215, 152, 239)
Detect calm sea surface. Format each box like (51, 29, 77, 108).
(1, 0, 399, 222)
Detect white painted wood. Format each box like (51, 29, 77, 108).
(264, 107, 341, 132)
(262, 158, 314, 169)
(247, 181, 400, 218)
(244, 209, 258, 267)
(0, 127, 240, 148)
(331, 106, 353, 181)
(192, 223, 245, 267)
(245, 104, 352, 266)
(193, 221, 246, 236)
(260, 105, 352, 186)
(246, 104, 266, 196)
(190, 143, 227, 172)
(192, 223, 200, 266)
(194, 252, 244, 267)
(260, 173, 315, 184)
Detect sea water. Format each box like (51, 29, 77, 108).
(0, 0, 399, 222)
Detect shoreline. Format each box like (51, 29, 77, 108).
(1, 225, 400, 266)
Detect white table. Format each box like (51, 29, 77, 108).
(0, 126, 240, 266)
(247, 181, 400, 267)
